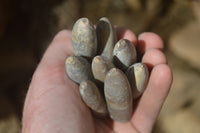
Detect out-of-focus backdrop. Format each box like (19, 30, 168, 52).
(0, 0, 200, 132)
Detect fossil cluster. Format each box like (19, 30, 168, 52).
(65, 17, 149, 122)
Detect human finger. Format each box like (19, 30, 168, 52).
(142, 48, 167, 70)
(137, 32, 164, 57)
(115, 26, 137, 47)
(40, 30, 73, 67)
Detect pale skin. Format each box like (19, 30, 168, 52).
(22, 27, 173, 133)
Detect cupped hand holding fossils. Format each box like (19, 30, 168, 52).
(22, 18, 173, 133)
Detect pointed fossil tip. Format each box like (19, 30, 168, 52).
(120, 39, 128, 46)
(135, 63, 146, 71)
(66, 56, 75, 65)
(94, 56, 101, 63)
(99, 17, 110, 22)
(79, 17, 89, 25)
(80, 81, 88, 89)
(112, 68, 118, 72)
(109, 68, 118, 74)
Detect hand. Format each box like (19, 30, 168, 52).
(22, 28, 173, 133)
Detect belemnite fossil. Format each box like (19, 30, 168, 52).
(92, 55, 114, 83)
(65, 56, 94, 84)
(72, 18, 97, 59)
(113, 39, 137, 71)
(79, 80, 108, 115)
(104, 68, 133, 122)
(96, 17, 117, 60)
(126, 63, 149, 99)
(65, 17, 150, 122)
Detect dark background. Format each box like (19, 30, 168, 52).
(1, 0, 200, 132)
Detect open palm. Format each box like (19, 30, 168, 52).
(22, 28, 172, 133)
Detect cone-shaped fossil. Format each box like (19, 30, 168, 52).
(65, 56, 93, 84)
(113, 39, 137, 71)
(79, 80, 108, 115)
(96, 17, 117, 60)
(104, 68, 133, 122)
(72, 18, 97, 58)
(92, 56, 114, 83)
(126, 63, 149, 99)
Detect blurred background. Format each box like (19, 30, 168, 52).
(0, 0, 200, 132)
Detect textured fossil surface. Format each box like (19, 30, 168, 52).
(113, 39, 137, 71)
(126, 63, 149, 99)
(65, 17, 149, 122)
(104, 68, 133, 122)
(72, 18, 97, 59)
(92, 55, 114, 83)
(96, 17, 117, 60)
(65, 56, 94, 84)
(79, 80, 108, 115)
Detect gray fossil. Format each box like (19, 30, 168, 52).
(96, 17, 117, 61)
(126, 63, 149, 99)
(65, 56, 93, 84)
(72, 18, 97, 59)
(104, 68, 133, 122)
(113, 39, 137, 71)
(79, 80, 108, 115)
(92, 55, 114, 83)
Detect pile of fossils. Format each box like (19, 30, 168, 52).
(65, 17, 149, 122)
